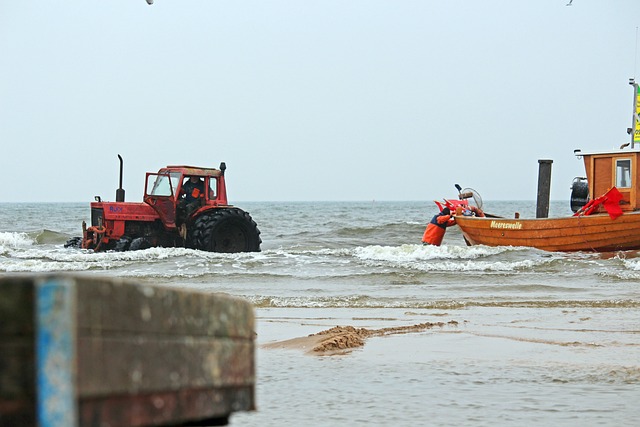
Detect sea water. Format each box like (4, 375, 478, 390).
(1, 201, 639, 426)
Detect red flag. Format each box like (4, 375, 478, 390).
(602, 187, 623, 219)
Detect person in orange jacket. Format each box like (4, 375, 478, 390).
(422, 207, 456, 246)
(177, 176, 205, 224)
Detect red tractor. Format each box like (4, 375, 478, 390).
(65, 156, 261, 253)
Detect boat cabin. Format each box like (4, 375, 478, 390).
(576, 148, 640, 212)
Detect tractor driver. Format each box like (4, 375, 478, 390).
(178, 176, 205, 223)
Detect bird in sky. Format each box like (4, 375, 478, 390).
(566, 0, 573, 5)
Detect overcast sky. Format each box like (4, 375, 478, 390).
(1, 1, 639, 203)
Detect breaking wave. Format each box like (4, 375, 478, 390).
(1, 239, 634, 279)
(352, 244, 549, 272)
(0, 231, 35, 249)
(248, 295, 640, 309)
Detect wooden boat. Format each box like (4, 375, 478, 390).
(455, 210, 640, 252)
(452, 80, 640, 252)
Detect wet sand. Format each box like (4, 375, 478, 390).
(239, 306, 640, 426)
(263, 321, 460, 355)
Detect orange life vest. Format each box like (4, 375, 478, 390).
(422, 214, 456, 246)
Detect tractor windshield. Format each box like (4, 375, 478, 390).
(147, 172, 181, 197)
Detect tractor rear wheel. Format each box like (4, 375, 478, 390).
(190, 208, 261, 253)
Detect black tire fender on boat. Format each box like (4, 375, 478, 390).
(570, 177, 589, 213)
(190, 208, 261, 253)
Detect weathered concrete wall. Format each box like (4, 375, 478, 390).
(0, 275, 255, 427)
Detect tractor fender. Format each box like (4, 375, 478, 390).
(189, 205, 233, 220)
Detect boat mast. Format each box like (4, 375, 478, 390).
(632, 78, 639, 149)
(632, 27, 640, 149)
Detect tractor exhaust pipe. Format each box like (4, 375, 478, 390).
(219, 162, 226, 176)
(116, 154, 125, 202)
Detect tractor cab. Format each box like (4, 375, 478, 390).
(144, 163, 230, 230)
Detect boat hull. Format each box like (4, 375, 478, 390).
(455, 212, 640, 252)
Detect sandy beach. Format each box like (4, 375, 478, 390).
(232, 303, 640, 426)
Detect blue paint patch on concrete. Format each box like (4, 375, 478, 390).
(36, 278, 77, 427)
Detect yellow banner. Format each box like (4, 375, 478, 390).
(636, 85, 640, 144)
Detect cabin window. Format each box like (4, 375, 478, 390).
(616, 159, 631, 188)
(147, 172, 180, 196)
(208, 177, 216, 199)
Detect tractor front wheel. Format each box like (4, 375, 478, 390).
(129, 237, 152, 251)
(190, 208, 261, 253)
(64, 236, 82, 249)
(114, 236, 132, 252)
